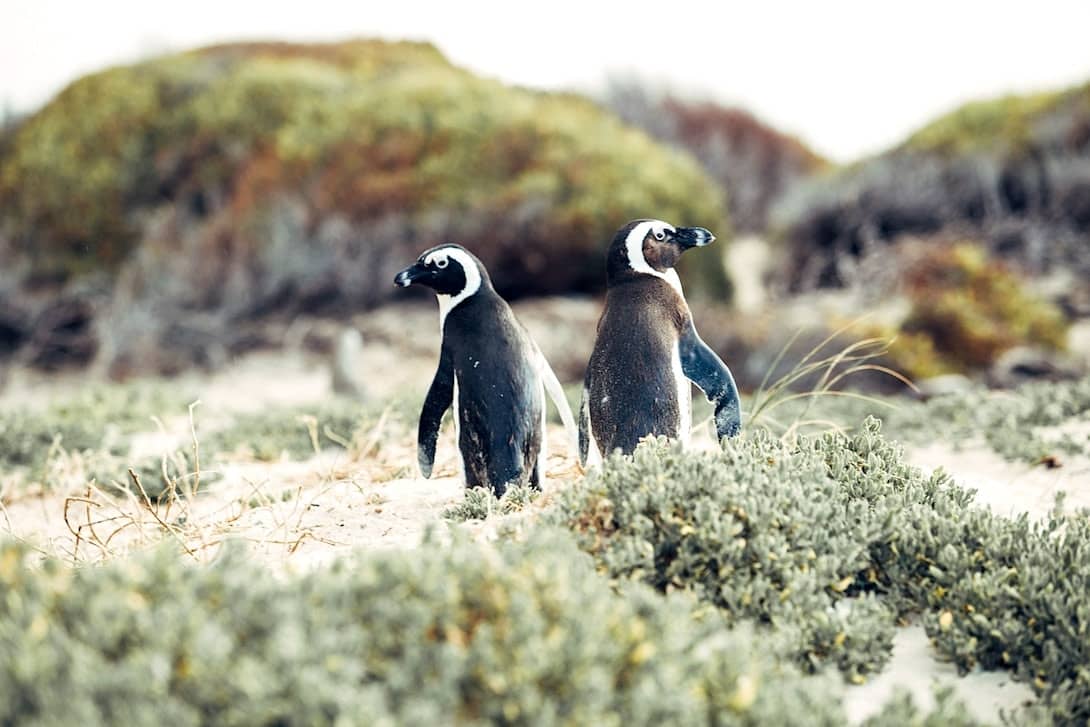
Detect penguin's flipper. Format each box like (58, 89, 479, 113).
(679, 323, 742, 439)
(577, 386, 590, 467)
(536, 348, 579, 458)
(418, 345, 455, 478)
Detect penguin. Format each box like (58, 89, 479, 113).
(395, 244, 577, 496)
(579, 219, 742, 464)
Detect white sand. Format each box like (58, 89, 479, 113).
(843, 624, 1034, 722)
(844, 435, 1090, 723)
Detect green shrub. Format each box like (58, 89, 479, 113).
(443, 484, 540, 522)
(0, 388, 387, 498)
(860, 687, 986, 727)
(857, 242, 1070, 380)
(0, 532, 847, 726)
(883, 376, 1090, 463)
(0, 40, 729, 296)
(0, 382, 193, 473)
(552, 431, 898, 682)
(200, 399, 366, 462)
(895, 243, 1068, 375)
(763, 369, 1090, 466)
(553, 419, 1090, 723)
(901, 85, 1086, 156)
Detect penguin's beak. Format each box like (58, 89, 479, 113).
(674, 227, 715, 250)
(394, 263, 426, 288)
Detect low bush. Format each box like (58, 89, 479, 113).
(553, 430, 901, 682)
(443, 484, 540, 522)
(0, 532, 850, 726)
(200, 400, 366, 462)
(892, 243, 1068, 376)
(0, 389, 391, 499)
(765, 373, 1090, 465)
(553, 419, 1090, 723)
(884, 375, 1090, 463)
(0, 382, 194, 474)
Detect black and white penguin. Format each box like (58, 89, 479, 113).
(395, 244, 577, 496)
(579, 219, 742, 464)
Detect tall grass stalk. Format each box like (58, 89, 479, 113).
(745, 321, 916, 442)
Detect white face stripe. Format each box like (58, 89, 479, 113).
(624, 220, 684, 296)
(425, 246, 482, 329)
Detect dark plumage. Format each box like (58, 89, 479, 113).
(580, 220, 741, 463)
(395, 245, 576, 496)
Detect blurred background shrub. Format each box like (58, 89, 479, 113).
(0, 41, 1088, 388)
(602, 77, 828, 235)
(877, 241, 1069, 379)
(0, 40, 729, 376)
(774, 82, 1090, 298)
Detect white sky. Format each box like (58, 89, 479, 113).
(3, 0, 1090, 161)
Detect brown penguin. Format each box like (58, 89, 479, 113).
(580, 219, 741, 463)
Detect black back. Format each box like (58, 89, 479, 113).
(585, 275, 688, 455)
(444, 290, 543, 493)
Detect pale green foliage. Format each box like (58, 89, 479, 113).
(902, 83, 1089, 155)
(555, 417, 1090, 723)
(0, 40, 729, 294)
(554, 429, 901, 682)
(443, 484, 541, 521)
(0, 382, 193, 473)
(884, 376, 1090, 462)
(0, 532, 846, 726)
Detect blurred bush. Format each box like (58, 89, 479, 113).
(880, 242, 1069, 378)
(603, 78, 827, 234)
(775, 82, 1090, 297)
(0, 40, 729, 376)
(0, 531, 849, 726)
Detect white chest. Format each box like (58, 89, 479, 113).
(671, 343, 692, 446)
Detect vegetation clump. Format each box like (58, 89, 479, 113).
(775, 81, 1090, 295)
(442, 483, 540, 521)
(200, 400, 368, 462)
(0, 386, 390, 499)
(0, 40, 730, 375)
(901, 84, 1089, 156)
(0, 532, 851, 726)
(781, 373, 1090, 464)
(0, 382, 193, 476)
(885, 375, 1090, 463)
(881, 242, 1068, 378)
(553, 419, 1090, 723)
(554, 430, 900, 682)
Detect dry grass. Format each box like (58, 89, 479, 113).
(744, 320, 916, 443)
(0, 386, 581, 569)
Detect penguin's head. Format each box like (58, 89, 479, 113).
(605, 219, 715, 287)
(394, 244, 487, 299)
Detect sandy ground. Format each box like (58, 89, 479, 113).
(4, 325, 1087, 721)
(844, 624, 1034, 722)
(909, 435, 1090, 520)
(844, 436, 1090, 722)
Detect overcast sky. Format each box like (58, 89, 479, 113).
(4, 0, 1090, 161)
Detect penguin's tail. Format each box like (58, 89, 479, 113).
(536, 348, 579, 459)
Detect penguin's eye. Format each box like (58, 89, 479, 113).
(435, 258, 449, 269)
(653, 230, 666, 241)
